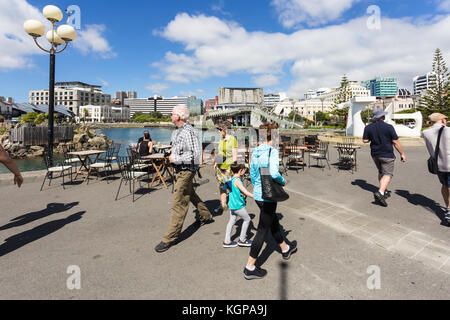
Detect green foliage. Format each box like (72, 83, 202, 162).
(0, 115, 4, 122)
(21, 112, 38, 124)
(331, 75, 353, 124)
(131, 112, 171, 123)
(102, 118, 108, 123)
(315, 111, 331, 123)
(361, 109, 374, 124)
(419, 48, 450, 115)
(34, 113, 47, 125)
(0, 127, 8, 135)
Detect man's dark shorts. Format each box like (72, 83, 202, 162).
(438, 172, 450, 187)
(372, 157, 395, 177)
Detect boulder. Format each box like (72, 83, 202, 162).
(73, 133, 89, 144)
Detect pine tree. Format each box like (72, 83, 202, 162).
(419, 48, 450, 117)
(332, 75, 354, 124)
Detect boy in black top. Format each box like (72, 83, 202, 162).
(363, 109, 407, 207)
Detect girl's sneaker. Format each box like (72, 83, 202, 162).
(223, 241, 238, 248)
(238, 239, 252, 247)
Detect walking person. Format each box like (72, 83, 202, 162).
(0, 144, 23, 188)
(363, 109, 407, 207)
(223, 163, 253, 248)
(243, 123, 297, 280)
(155, 105, 213, 253)
(213, 121, 238, 215)
(422, 113, 450, 223)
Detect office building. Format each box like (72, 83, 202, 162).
(264, 93, 287, 108)
(319, 81, 370, 102)
(125, 96, 203, 117)
(205, 96, 218, 113)
(361, 77, 398, 97)
(413, 72, 436, 95)
(29, 81, 111, 117)
(218, 88, 263, 105)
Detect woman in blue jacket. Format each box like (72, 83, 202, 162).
(243, 123, 297, 280)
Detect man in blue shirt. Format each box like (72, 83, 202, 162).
(363, 109, 407, 207)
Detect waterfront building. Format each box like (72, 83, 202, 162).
(218, 87, 263, 105)
(205, 96, 218, 113)
(361, 77, 398, 97)
(29, 81, 111, 117)
(293, 99, 335, 120)
(79, 105, 111, 123)
(111, 106, 130, 122)
(319, 81, 370, 102)
(413, 72, 436, 95)
(125, 96, 203, 117)
(369, 96, 415, 113)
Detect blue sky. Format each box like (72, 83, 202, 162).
(1, 0, 449, 102)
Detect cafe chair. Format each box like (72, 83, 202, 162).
(115, 156, 148, 202)
(40, 149, 73, 191)
(309, 142, 331, 171)
(89, 146, 116, 184)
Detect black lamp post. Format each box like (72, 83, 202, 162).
(24, 5, 76, 166)
(148, 95, 163, 113)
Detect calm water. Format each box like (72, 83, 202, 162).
(0, 127, 175, 174)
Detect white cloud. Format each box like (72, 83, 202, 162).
(72, 24, 117, 59)
(271, 0, 361, 28)
(438, 0, 450, 12)
(252, 74, 280, 87)
(0, 0, 50, 70)
(97, 78, 109, 87)
(146, 83, 169, 94)
(155, 13, 450, 98)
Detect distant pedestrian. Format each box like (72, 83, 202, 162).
(155, 105, 213, 253)
(213, 121, 238, 215)
(422, 113, 450, 223)
(0, 144, 23, 188)
(243, 123, 297, 280)
(363, 109, 407, 207)
(223, 162, 253, 248)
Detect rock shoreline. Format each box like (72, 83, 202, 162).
(1, 124, 113, 159)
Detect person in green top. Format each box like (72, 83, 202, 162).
(213, 121, 238, 215)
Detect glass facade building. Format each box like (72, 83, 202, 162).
(361, 77, 398, 97)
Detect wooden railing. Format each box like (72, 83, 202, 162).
(9, 126, 74, 146)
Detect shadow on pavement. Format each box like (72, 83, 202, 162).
(395, 189, 449, 226)
(351, 179, 378, 193)
(0, 211, 86, 257)
(0, 202, 80, 231)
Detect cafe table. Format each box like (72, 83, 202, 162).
(68, 150, 106, 182)
(141, 153, 174, 189)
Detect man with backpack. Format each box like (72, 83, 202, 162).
(422, 113, 450, 223)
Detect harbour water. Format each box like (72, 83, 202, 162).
(0, 127, 175, 174)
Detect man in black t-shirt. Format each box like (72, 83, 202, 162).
(363, 109, 407, 207)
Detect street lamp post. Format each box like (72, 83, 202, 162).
(24, 5, 77, 166)
(148, 95, 163, 113)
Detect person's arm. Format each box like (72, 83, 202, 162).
(0, 145, 23, 188)
(232, 136, 238, 163)
(393, 140, 407, 162)
(148, 141, 154, 154)
(363, 127, 370, 144)
(269, 148, 286, 186)
(234, 179, 253, 198)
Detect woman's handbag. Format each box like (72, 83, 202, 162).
(428, 126, 445, 175)
(260, 148, 289, 202)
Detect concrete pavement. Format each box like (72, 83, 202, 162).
(0, 145, 449, 299)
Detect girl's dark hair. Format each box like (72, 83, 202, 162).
(144, 131, 150, 140)
(230, 162, 246, 174)
(259, 122, 278, 141)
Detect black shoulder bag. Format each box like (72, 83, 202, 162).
(260, 148, 289, 202)
(428, 126, 445, 175)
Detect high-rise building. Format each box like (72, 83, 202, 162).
(29, 81, 111, 117)
(361, 77, 398, 97)
(413, 72, 436, 95)
(127, 91, 137, 99)
(125, 96, 203, 117)
(264, 93, 284, 107)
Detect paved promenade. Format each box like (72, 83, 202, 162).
(0, 143, 449, 300)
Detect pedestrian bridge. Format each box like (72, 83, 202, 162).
(206, 106, 303, 129)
